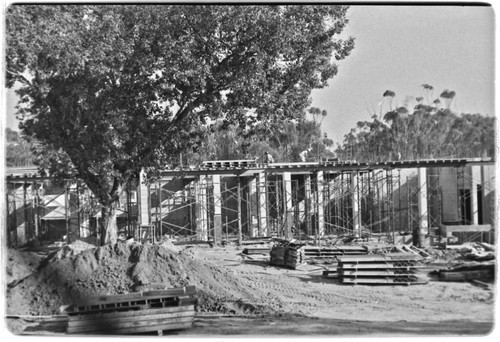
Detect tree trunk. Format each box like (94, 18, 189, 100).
(101, 200, 119, 245)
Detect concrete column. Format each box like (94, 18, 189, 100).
(138, 169, 150, 227)
(283, 172, 293, 239)
(64, 184, 71, 243)
(237, 177, 243, 243)
(416, 167, 428, 247)
(316, 171, 324, 238)
(196, 176, 208, 241)
(438, 168, 459, 223)
(248, 176, 259, 237)
(304, 174, 312, 236)
(471, 165, 481, 225)
(31, 182, 39, 241)
(68, 184, 80, 242)
(351, 171, 361, 237)
(212, 175, 222, 244)
(23, 182, 30, 244)
(481, 164, 494, 225)
(257, 172, 268, 236)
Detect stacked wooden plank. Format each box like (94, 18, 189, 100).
(242, 246, 271, 255)
(337, 253, 427, 285)
(270, 245, 306, 269)
(65, 285, 197, 335)
(435, 261, 495, 282)
(202, 160, 257, 169)
(304, 245, 368, 259)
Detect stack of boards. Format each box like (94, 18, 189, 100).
(65, 285, 197, 335)
(270, 245, 306, 269)
(304, 245, 368, 258)
(336, 253, 427, 285)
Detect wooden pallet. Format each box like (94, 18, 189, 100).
(242, 247, 271, 255)
(67, 286, 197, 314)
(67, 305, 195, 334)
(65, 286, 197, 335)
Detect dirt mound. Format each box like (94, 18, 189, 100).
(6, 249, 44, 287)
(6, 242, 271, 316)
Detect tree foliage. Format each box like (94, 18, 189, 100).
(6, 4, 354, 244)
(5, 128, 35, 167)
(336, 86, 495, 162)
(184, 107, 335, 164)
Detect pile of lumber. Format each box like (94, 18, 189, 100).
(202, 160, 257, 168)
(64, 285, 197, 335)
(435, 262, 495, 282)
(242, 246, 270, 255)
(270, 245, 306, 269)
(304, 245, 368, 259)
(337, 253, 427, 285)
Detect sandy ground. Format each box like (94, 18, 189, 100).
(3, 241, 496, 336)
(191, 245, 495, 323)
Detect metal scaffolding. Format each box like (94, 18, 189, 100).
(5, 160, 496, 247)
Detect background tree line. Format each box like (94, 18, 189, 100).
(184, 106, 335, 164)
(335, 85, 495, 162)
(6, 85, 494, 168)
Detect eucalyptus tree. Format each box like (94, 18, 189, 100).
(337, 86, 494, 162)
(7, 4, 354, 244)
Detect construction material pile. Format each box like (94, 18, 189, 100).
(65, 285, 197, 335)
(337, 253, 427, 285)
(433, 262, 495, 282)
(304, 245, 368, 259)
(270, 242, 306, 269)
(6, 241, 266, 316)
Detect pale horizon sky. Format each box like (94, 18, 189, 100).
(312, 4, 495, 145)
(4, 4, 496, 147)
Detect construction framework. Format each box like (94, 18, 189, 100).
(5, 158, 496, 247)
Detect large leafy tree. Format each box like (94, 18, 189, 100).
(7, 5, 354, 244)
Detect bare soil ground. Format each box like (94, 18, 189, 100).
(4, 240, 496, 336)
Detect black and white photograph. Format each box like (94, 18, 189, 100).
(2, 1, 496, 338)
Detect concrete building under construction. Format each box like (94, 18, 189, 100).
(5, 158, 496, 247)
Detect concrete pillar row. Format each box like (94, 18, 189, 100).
(212, 174, 222, 243)
(257, 172, 268, 236)
(283, 172, 293, 239)
(416, 167, 428, 247)
(351, 171, 361, 238)
(138, 169, 150, 227)
(316, 171, 324, 238)
(471, 165, 481, 225)
(195, 176, 208, 241)
(248, 176, 259, 238)
(304, 174, 312, 236)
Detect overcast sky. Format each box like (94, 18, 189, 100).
(5, 4, 495, 147)
(311, 4, 495, 145)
